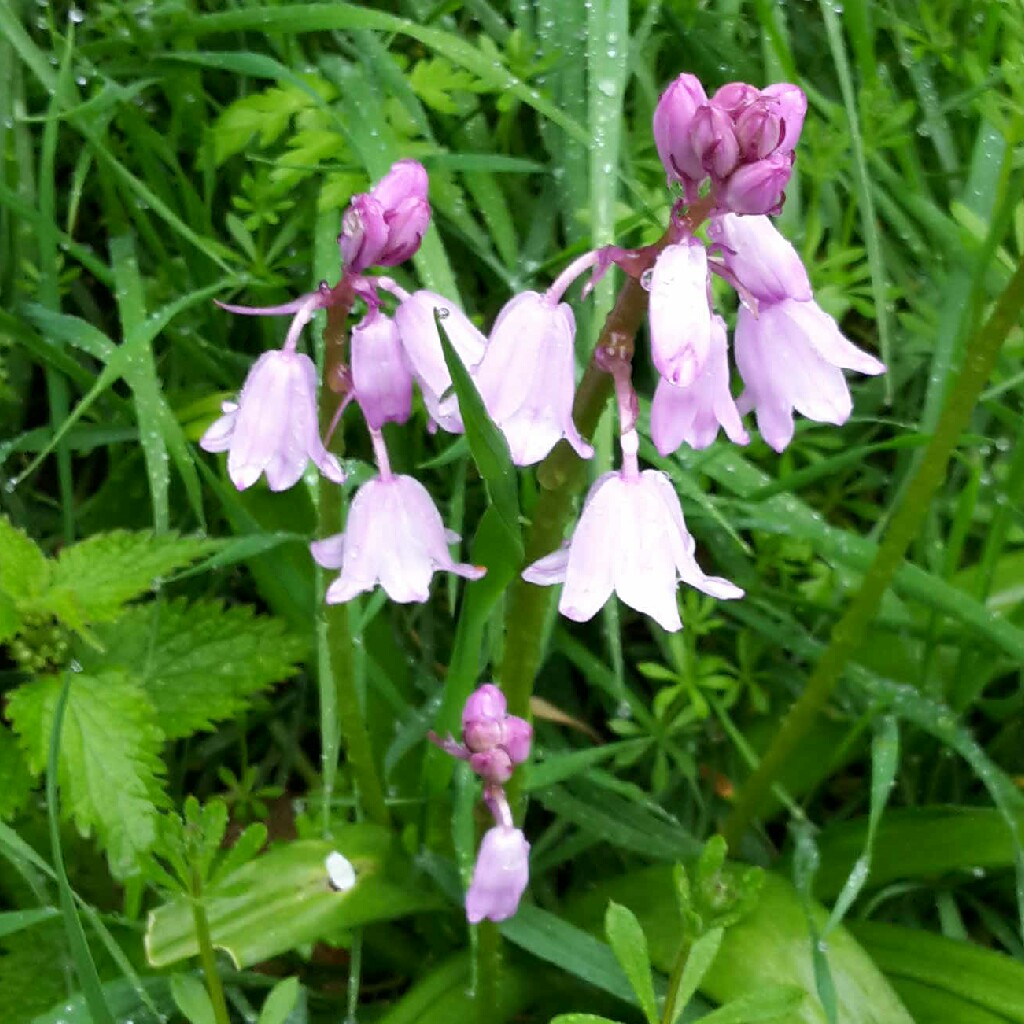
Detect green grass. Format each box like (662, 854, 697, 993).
(1, 1, 1023, 1022)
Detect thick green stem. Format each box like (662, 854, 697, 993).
(721, 256, 1024, 849)
(500, 199, 716, 813)
(475, 919, 503, 1024)
(317, 300, 390, 830)
(191, 884, 231, 1024)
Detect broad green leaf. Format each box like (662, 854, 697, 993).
(146, 832, 439, 969)
(8, 672, 165, 877)
(0, 516, 48, 603)
(30, 976, 174, 1024)
(0, 723, 34, 820)
(812, 807, 1024, 899)
(89, 599, 306, 739)
(699, 988, 806, 1024)
(170, 975, 216, 1024)
(257, 976, 301, 1024)
(850, 921, 1024, 1024)
(0, 587, 20, 645)
(570, 866, 913, 1024)
(0, 920, 77, 1023)
(40, 531, 213, 628)
(376, 954, 532, 1024)
(605, 902, 658, 1024)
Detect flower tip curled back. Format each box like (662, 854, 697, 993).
(465, 826, 530, 924)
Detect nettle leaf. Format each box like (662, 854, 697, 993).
(8, 671, 166, 877)
(42, 531, 215, 628)
(0, 516, 48, 604)
(89, 598, 307, 739)
(0, 723, 33, 820)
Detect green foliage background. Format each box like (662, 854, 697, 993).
(1, 1, 1023, 1022)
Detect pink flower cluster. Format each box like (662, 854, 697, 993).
(199, 70, 885, 638)
(432, 684, 532, 922)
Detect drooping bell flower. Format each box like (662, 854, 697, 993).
(648, 238, 713, 388)
(200, 344, 344, 492)
(312, 474, 484, 604)
(651, 315, 748, 454)
(392, 290, 487, 432)
(734, 298, 886, 452)
(465, 826, 531, 924)
(473, 291, 593, 466)
(708, 213, 811, 303)
(523, 470, 743, 632)
(351, 311, 413, 429)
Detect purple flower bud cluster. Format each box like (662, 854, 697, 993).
(654, 74, 806, 215)
(198, 68, 884, 636)
(431, 684, 532, 923)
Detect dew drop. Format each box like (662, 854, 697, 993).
(436, 307, 450, 319)
(640, 269, 654, 291)
(68, 7, 85, 22)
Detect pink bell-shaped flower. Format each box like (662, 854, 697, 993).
(474, 291, 593, 466)
(734, 298, 885, 452)
(466, 826, 530, 924)
(313, 474, 484, 603)
(651, 315, 748, 454)
(351, 311, 413, 429)
(649, 239, 713, 388)
(393, 291, 487, 432)
(200, 349, 344, 492)
(523, 470, 742, 632)
(708, 213, 811, 303)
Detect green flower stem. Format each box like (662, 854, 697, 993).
(475, 919, 503, 1024)
(316, 301, 390, 830)
(500, 199, 715, 815)
(721, 256, 1024, 850)
(660, 936, 693, 1024)
(190, 881, 231, 1024)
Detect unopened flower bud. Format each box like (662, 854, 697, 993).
(378, 197, 431, 266)
(719, 152, 792, 215)
(339, 194, 388, 273)
(711, 81, 759, 115)
(734, 100, 783, 161)
(502, 716, 533, 765)
(653, 73, 708, 183)
(469, 749, 514, 785)
(690, 104, 740, 179)
(760, 83, 807, 154)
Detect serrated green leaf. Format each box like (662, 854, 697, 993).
(257, 976, 300, 1024)
(8, 672, 165, 877)
(40, 532, 214, 629)
(0, 723, 34, 820)
(88, 598, 306, 739)
(0, 516, 48, 603)
(605, 902, 658, 1024)
(170, 975, 216, 1024)
(0, 587, 19, 645)
(146, 832, 439, 969)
